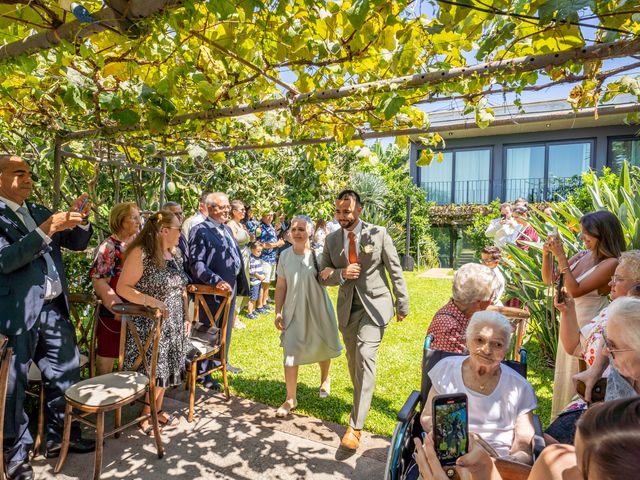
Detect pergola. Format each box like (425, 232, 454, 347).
(1, 0, 639, 210)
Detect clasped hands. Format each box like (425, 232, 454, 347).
(40, 193, 91, 236)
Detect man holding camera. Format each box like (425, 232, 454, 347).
(485, 202, 518, 248)
(0, 155, 94, 480)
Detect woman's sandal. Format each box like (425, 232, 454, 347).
(319, 379, 331, 399)
(275, 399, 297, 418)
(138, 421, 155, 437)
(157, 410, 180, 429)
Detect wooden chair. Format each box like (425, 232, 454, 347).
(487, 305, 531, 362)
(0, 335, 12, 480)
(185, 284, 232, 423)
(28, 292, 100, 456)
(54, 303, 164, 480)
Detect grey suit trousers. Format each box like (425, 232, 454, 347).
(340, 295, 385, 430)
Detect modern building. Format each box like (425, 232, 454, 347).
(409, 96, 640, 266)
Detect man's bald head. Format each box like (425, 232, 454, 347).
(0, 155, 33, 204)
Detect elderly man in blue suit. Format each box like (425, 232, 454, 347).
(189, 192, 249, 389)
(0, 155, 95, 480)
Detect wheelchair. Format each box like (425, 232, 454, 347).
(384, 335, 545, 480)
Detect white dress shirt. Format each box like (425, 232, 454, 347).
(342, 219, 363, 260)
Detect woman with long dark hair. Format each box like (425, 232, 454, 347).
(117, 210, 190, 434)
(542, 210, 625, 419)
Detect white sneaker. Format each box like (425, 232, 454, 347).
(234, 320, 246, 329)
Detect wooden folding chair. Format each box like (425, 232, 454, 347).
(487, 305, 530, 361)
(54, 303, 164, 480)
(186, 284, 232, 423)
(28, 293, 99, 456)
(0, 335, 12, 480)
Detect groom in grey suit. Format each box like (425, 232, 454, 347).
(319, 190, 409, 450)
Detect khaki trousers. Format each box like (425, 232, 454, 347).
(340, 297, 386, 430)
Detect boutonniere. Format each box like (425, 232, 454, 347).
(360, 243, 374, 254)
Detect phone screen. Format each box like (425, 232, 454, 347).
(433, 394, 469, 466)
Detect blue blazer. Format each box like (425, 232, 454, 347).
(0, 200, 93, 335)
(188, 218, 248, 295)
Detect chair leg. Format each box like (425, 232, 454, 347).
(33, 385, 45, 456)
(149, 395, 164, 459)
(54, 403, 74, 473)
(222, 361, 230, 401)
(114, 407, 122, 438)
(93, 412, 104, 480)
(188, 363, 196, 423)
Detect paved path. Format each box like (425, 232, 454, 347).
(418, 268, 453, 279)
(33, 387, 389, 479)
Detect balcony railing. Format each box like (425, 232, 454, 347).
(420, 176, 582, 204)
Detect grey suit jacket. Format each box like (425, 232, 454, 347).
(319, 221, 409, 328)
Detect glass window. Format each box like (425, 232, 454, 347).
(548, 143, 591, 179)
(610, 138, 640, 172)
(419, 151, 453, 204)
(454, 149, 491, 204)
(505, 145, 545, 202)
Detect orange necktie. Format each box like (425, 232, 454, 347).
(348, 231, 358, 264)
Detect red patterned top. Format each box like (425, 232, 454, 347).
(427, 299, 469, 353)
(89, 235, 126, 318)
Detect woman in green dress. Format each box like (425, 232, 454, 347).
(274, 215, 342, 417)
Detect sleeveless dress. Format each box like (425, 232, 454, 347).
(123, 250, 189, 387)
(276, 248, 342, 366)
(551, 256, 609, 419)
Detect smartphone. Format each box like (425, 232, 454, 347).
(432, 393, 469, 466)
(76, 197, 89, 213)
(557, 272, 565, 304)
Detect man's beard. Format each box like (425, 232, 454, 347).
(339, 218, 356, 230)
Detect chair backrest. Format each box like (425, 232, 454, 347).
(67, 292, 99, 359)
(420, 335, 527, 407)
(186, 284, 232, 347)
(112, 304, 162, 381)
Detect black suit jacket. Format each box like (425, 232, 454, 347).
(0, 200, 93, 335)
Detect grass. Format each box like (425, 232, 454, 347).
(228, 271, 554, 437)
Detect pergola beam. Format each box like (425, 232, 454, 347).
(0, 0, 195, 61)
(160, 102, 640, 155)
(62, 151, 163, 173)
(60, 37, 640, 142)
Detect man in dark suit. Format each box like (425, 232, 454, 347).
(189, 192, 249, 387)
(0, 155, 95, 479)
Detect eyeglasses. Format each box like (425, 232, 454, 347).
(481, 258, 499, 265)
(610, 275, 628, 284)
(603, 334, 634, 359)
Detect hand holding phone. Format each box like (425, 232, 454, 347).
(432, 393, 469, 466)
(556, 272, 565, 304)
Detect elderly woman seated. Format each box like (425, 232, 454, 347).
(427, 263, 499, 352)
(421, 311, 537, 464)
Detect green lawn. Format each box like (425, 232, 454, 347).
(228, 272, 553, 437)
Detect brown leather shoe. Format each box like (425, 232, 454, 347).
(341, 426, 361, 450)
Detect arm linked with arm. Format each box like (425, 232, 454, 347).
(317, 240, 342, 286)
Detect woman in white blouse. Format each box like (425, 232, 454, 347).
(420, 311, 537, 464)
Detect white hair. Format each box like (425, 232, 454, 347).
(606, 296, 640, 353)
(466, 311, 512, 348)
(291, 215, 313, 237)
(452, 263, 499, 305)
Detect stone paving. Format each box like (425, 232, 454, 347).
(32, 387, 389, 479)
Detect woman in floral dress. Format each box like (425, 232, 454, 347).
(117, 210, 190, 434)
(89, 202, 140, 375)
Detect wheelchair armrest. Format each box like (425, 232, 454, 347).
(398, 390, 421, 422)
(531, 414, 545, 460)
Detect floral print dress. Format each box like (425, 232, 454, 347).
(123, 250, 188, 387)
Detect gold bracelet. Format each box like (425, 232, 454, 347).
(560, 266, 570, 273)
(143, 294, 147, 306)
